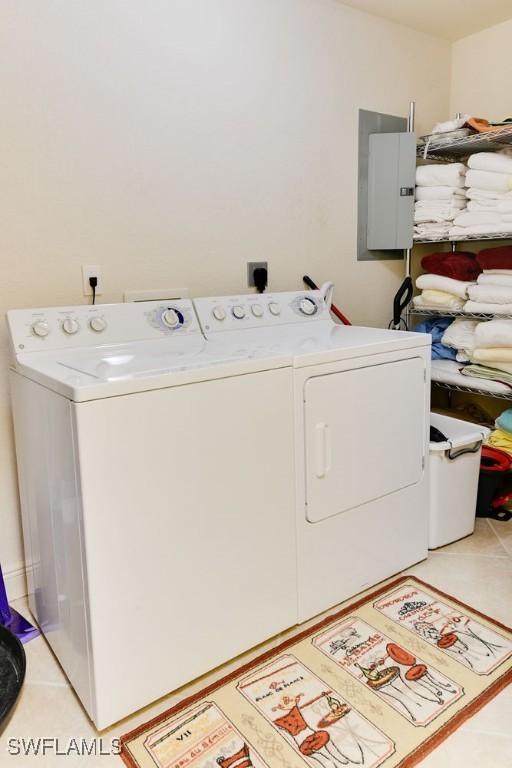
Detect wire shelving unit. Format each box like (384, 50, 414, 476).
(409, 308, 512, 321)
(408, 113, 512, 402)
(417, 125, 512, 162)
(432, 380, 512, 400)
(414, 232, 512, 245)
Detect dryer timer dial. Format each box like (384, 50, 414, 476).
(298, 297, 317, 316)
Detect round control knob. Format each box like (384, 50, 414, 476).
(89, 317, 107, 333)
(232, 305, 246, 320)
(299, 297, 317, 316)
(31, 320, 50, 338)
(251, 304, 264, 318)
(161, 308, 181, 329)
(212, 306, 226, 321)
(62, 317, 79, 335)
(268, 302, 281, 316)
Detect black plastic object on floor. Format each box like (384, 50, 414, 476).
(476, 446, 512, 521)
(0, 624, 25, 732)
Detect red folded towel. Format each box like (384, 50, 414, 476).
(421, 251, 481, 281)
(477, 246, 512, 271)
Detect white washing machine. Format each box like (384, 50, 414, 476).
(7, 300, 298, 729)
(195, 286, 432, 622)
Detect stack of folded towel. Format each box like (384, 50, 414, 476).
(460, 318, 512, 387)
(414, 163, 467, 240)
(421, 250, 481, 280)
(487, 408, 512, 455)
(441, 318, 480, 362)
(450, 153, 512, 238)
(413, 273, 474, 312)
(464, 246, 512, 314)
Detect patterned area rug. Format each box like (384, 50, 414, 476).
(121, 576, 512, 768)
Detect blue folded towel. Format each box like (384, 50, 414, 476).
(496, 408, 512, 435)
(415, 318, 458, 361)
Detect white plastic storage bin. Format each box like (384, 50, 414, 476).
(429, 413, 490, 549)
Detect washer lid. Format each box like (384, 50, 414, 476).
(55, 337, 240, 381)
(13, 336, 292, 401)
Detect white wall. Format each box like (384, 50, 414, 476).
(451, 18, 512, 116)
(0, 0, 450, 594)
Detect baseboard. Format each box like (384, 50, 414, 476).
(3, 564, 28, 601)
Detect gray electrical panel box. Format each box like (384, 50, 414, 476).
(367, 132, 416, 250)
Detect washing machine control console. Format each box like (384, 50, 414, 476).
(7, 299, 202, 354)
(194, 291, 328, 334)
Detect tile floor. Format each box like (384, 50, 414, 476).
(1, 518, 511, 766)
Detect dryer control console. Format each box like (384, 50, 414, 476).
(194, 291, 329, 334)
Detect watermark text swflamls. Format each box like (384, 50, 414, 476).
(7, 737, 121, 757)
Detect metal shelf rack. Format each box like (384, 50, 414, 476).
(407, 111, 512, 404)
(414, 232, 512, 245)
(417, 125, 512, 162)
(432, 380, 512, 401)
(409, 308, 512, 321)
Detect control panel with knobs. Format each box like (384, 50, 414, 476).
(193, 290, 327, 335)
(7, 299, 201, 354)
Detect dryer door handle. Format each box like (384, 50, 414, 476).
(314, 422, 331, 478)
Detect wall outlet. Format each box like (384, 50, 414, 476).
(247, 261, 268, 288)
(82, 265, 103, 296)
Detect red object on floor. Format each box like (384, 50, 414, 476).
(477, 246, 512, 271)
(480, 445, 512, 472)
(420, 251, 481, 281)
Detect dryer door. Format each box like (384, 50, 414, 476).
(304, 356, 425, 523)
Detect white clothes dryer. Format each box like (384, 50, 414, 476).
(194, 287, 431, 622)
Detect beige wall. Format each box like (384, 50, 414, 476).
(451, 18, 512, 116)
(0, 0, 450, 592)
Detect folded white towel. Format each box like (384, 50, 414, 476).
(475, 319, 512, 348)
(465, 169, 512, 193)
(484, 269, 512, 275)
(449, 223, 512, 238)
(478, 273, 512, 287)
(468, 152, 512, 175)
(414, 223, 452, 238)
(468, 284, 512, 304)
(497, 200, 512, 214)
(414, 209, 465, 224)
(430, 359, 510, 394)
(467, 200, 501, 212)
(415, 199, 466, 211)
(415, 186, 467, 202)
(453, 211, 503, 228)
(465, 300, 512, 315)
(416, 163, 466, 188)
(413, 292, 465, 310)
(416, 274, 473, 298)
(442, 319, 479, 356)
(466, 187, 512, 202)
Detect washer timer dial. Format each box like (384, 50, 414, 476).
(161, 308, 184, 329)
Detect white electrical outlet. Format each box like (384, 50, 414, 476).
(82, 265, 103, 296)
